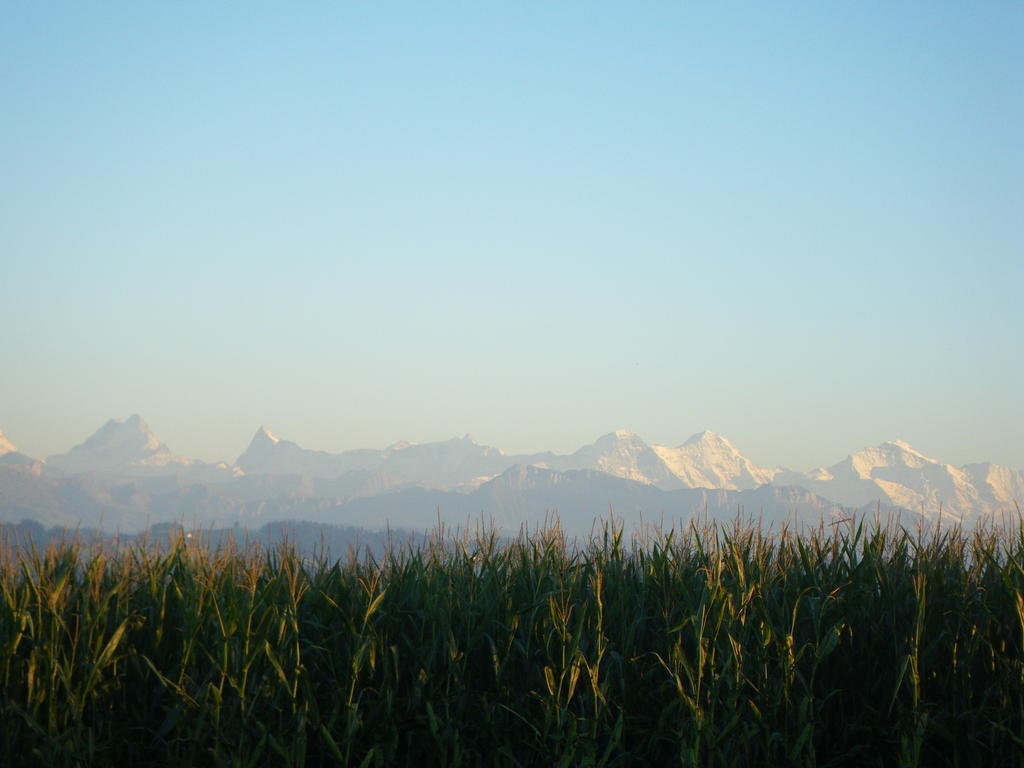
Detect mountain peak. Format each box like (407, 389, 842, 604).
(681, 430, 733, 448)
(591, 430, 644, 446)
(882, 439, 919, 453)
(252, 425, 280, 445)
(653, 431, 777, 491)
(832, 440, 949, 489)
(852, 440, 936, 466)
(46, 415, 191, 475)
(611, 429, 639, 439)
(588, 430, 654, 453)
(92, 414, 160, 450)
(563, 430, 681, 488)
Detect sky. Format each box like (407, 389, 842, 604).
(1, 2, 1022, 471)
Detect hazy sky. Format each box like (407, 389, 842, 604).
(2, 2, 1022, 470)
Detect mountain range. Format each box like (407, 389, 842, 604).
(0, 416, 1020, 533)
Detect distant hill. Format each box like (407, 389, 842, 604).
(0, 518, 425, 560)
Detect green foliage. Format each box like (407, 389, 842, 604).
(1, 518, 1024, 766)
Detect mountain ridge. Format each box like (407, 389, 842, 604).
(12, 417, 1022, 525)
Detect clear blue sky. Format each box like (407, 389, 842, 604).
(2, 2, 1022, 470)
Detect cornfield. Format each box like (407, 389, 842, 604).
(2, 517, 1024, 766)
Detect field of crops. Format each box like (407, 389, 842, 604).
(2, 518, 1024, 767)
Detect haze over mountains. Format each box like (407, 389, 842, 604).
(0, 416, 1020, 534)
(0, 429, 41, 469)
(42, 416, 240, 483)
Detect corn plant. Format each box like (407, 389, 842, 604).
(2, 517, 1024, 766)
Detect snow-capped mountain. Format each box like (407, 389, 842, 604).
(652, 431, 778, 490)
(234, 426, 1022, 519)
(774, 440, 1021, 522)
(541, 430, 683, 489)
(46, 415, 197, 476)
(376, 435, 522, 488)
(552, 433, 1022, 521)
(962, 463, 1024, 512)
(10, 419, 1021, 527)
(234, 427, 687, 490)
(531, 429, 780, 492)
